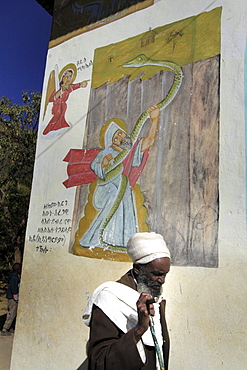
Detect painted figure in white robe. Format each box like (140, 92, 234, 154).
(80, 105, 160, 249)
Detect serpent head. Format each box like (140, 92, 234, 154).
(122, 54, 150, 68)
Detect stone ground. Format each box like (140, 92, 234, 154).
(0, 279, 14, 370)
(0, 334, 13, 370)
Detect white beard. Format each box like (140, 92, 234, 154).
(119, 135, 132, 150)
(136, 281, 163, 299)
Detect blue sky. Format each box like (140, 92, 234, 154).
(0, 0, 52, 104)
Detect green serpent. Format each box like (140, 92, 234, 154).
(99, 54, 183, 251)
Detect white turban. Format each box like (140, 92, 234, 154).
(127, 232, 170, 264)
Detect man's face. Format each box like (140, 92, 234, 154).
(112, 129, 132, 150)
(135, 257, 170, 298)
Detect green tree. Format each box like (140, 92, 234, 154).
(0, 91, 41, 266)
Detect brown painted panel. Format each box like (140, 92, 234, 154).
(156, 65, 192, 265)
(105, 76, 129, 122)
(70, 56, 219, 267)
(188, 56, 219, 267)
(84, 83, 108, 149)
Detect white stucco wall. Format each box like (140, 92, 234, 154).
(11, 0, 246, 369)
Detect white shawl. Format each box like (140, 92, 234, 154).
(83, 281, 162, 347)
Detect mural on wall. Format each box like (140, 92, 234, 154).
(42, 63, 89, 135)
(50, 0, 154, 46)
(63, 7, 221, 267)
(64, 57, 182, 252)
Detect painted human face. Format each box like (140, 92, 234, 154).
(112, 129, 127, 146)
(135, 257, 170, 297)
(112, 129, 132, 150)
(62, 71, 73, 87)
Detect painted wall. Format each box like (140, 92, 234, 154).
(245, 38, 247, 225)
(11, 0, 246, 369)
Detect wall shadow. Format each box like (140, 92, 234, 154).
(77, 358, 88, 370)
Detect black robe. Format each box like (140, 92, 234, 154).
(87, 270, 170, 369)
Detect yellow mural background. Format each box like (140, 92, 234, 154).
(92, 7, 221, 88)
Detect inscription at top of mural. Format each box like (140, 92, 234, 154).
(77, 58, 93, 71)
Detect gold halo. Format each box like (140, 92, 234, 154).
(99, 118, 127, 148)
(59, 63, 77, 84)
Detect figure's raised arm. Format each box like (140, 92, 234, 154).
(141, 105, 160, 152)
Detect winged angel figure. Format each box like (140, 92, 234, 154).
(42, 63, 88, 135)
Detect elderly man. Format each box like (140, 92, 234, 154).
(83, 232, 171, 369)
